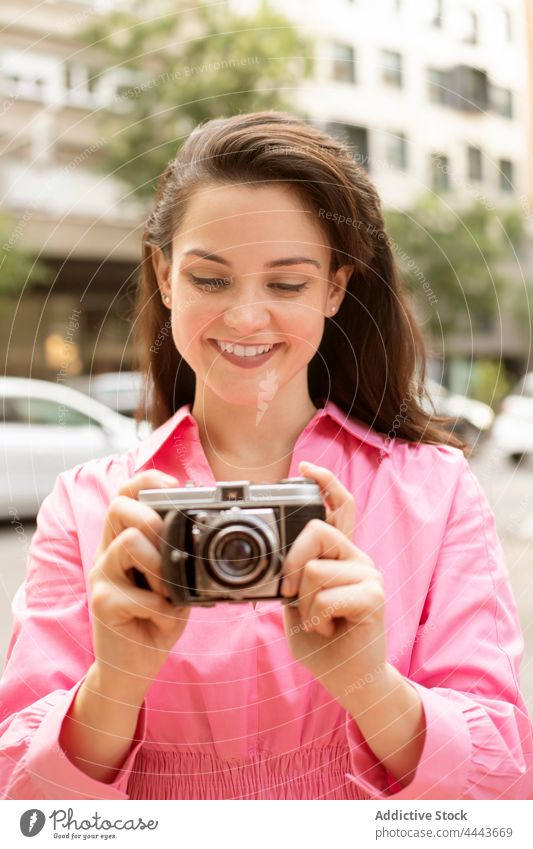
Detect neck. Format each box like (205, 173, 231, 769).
(191, 377, 318, 464)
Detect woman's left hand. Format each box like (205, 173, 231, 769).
(282, 461, 387, 693)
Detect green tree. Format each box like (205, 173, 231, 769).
(81, 0, 314, 198)
(385, 195, 527, 337)
(0, 214, 51, 297)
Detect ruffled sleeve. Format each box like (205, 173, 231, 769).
(345, 452, 533, 799)
(0, 470, 147, 799)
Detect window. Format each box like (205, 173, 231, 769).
(428, 67, 450, 104)
(499, 159, 514, 192)
(386, 132, 408, 170)
(64, 62, 100, 106)
(430, 153, 450, 191)
(429, 0, 443, 28)
(2, 69, 46, 102)
(99, 68, 146, 112)
(0, 50, 61, 105)
(326, 122, 369, 169)
(497, 6, 512, 41)
(344, 125, 369, 168)
(467, 146, 483, 180)
(6, 397, 96, 427)
(457, 8, 478, 44)
(380, 49, 403, 87)
(429, 65, 489, 111)
(491, 85, 513, 118)
(330, 42, 357, 84)
(448, 65, 489, 111)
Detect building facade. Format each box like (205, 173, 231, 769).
(235, 0, 528, 208)
(233, 0, 531, 388)
(0, 0, 141, 377)
(1, 0, 531, 384)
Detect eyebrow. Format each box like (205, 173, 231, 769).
(182, 249, 321, 269)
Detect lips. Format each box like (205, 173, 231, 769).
(209, 339, 282, 369)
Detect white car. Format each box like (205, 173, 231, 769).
(424, 379, 494, 446)
(67, 371, 150, 419)
(490, 372, 533, 463)
(0, 377, 142, 520)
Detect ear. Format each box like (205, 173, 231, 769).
(151, 245, 172, 300)
(327, 264, 353, 313)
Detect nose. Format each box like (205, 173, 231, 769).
(223, 295, 271, 336)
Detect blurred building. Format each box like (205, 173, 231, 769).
(234, 0, 531, 387)
(0, 0, 530, 385)
(525, 0, 533, 210)
(0, 0, 142, 377)
(235, 0, 528, 209)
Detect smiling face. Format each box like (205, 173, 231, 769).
(151, 183, 352, 410)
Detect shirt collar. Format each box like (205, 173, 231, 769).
(134, 399, 391, 472)
(134, 404, 198, 472)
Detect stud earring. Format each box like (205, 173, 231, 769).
(330, 306, 336, 313)
(162, 293, 171, 306)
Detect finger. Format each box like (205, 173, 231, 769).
(95, 526, 168, 599)
(294, 558, 373, 626)
(306, 583, 385, 637)
(92, 581, 186, 631)
(99, 495, 165, 553)
(298, 461, 355, 538)
(282, 519, 360, 597)
(117, 470, 179, 500)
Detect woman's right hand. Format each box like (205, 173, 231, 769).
(88, 470, 191, 699)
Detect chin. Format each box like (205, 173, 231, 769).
(212, 388, 270, 409)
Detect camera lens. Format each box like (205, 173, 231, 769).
(217, 536, 255, 569)
(205, 519, 274, 587)
(214, 534, 260, 577)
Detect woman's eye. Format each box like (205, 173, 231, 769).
(187, 274, 309, 294)
(270, 282, 309, 293)
(188, 274, 231, 290)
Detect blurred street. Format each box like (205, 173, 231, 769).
(1, 441, 532, 716)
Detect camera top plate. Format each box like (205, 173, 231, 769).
(138, 477, 323, 511)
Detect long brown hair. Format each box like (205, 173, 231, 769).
(135, 110, 466, 453)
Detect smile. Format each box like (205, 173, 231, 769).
(209, 339, 282, 367)
(215, 340, 275, 356)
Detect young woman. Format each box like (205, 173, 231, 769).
(1, 112, 532, 800)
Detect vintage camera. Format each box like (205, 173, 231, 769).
(138, 477, 325, 606)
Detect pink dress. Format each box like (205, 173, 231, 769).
(1, 401, 532, 800)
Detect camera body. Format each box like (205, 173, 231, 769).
(138, 477, 325, 606)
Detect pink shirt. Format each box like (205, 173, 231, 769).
(1, 400, 532, 800)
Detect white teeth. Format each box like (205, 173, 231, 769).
(215, 340, 274, 357)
